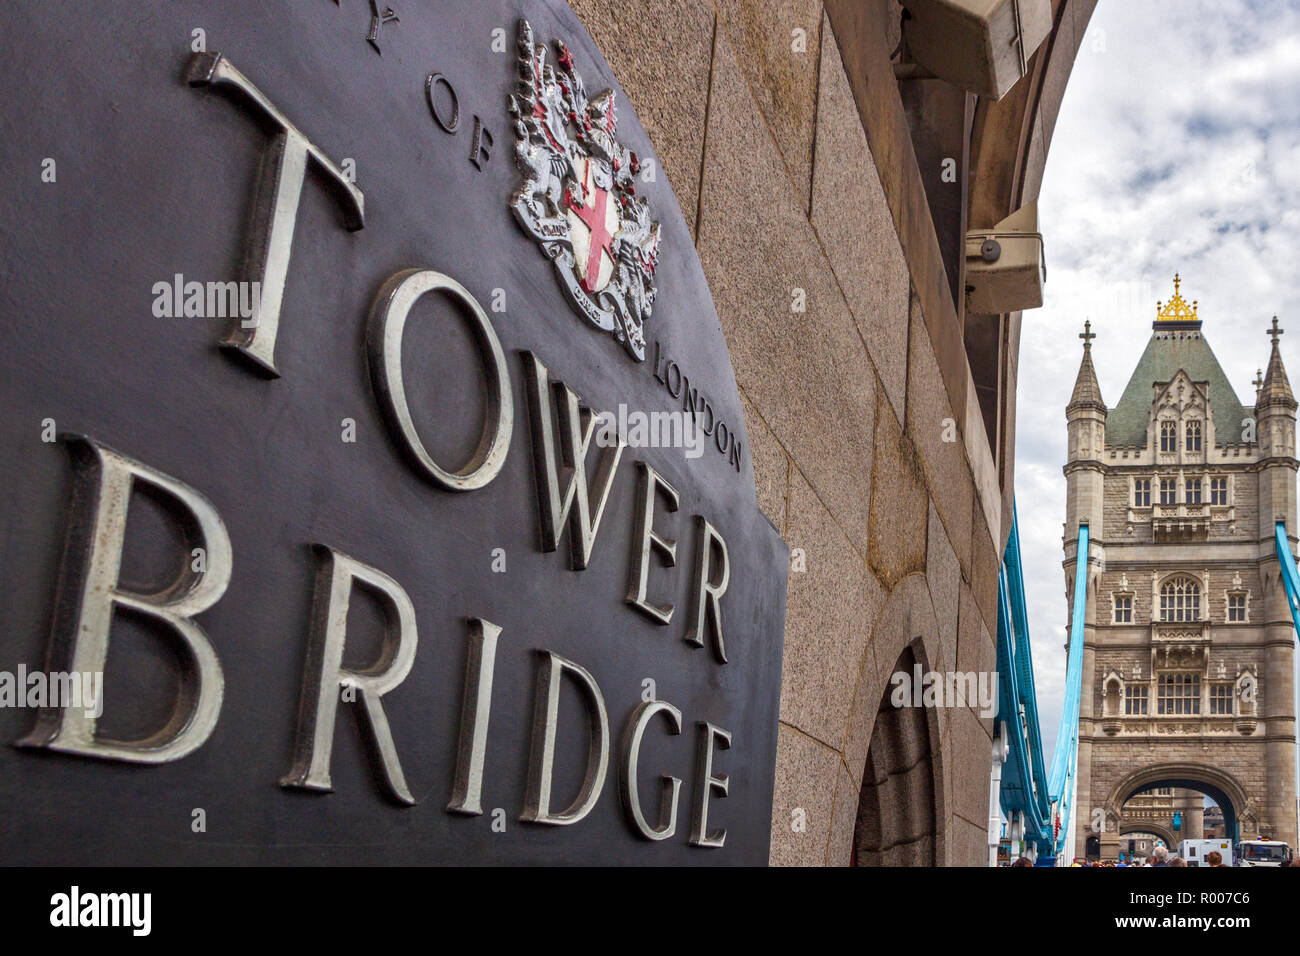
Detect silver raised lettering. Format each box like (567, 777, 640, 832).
(187, 51, 365, 375)
(685, 517, 730, 662)
(619, 699, 683, 841)
(18, 435, 230, 763)
(625, 462, 679, 625)
(521, 650, 609, 826)
(281, 546, 418, 805)
(522, 351, 625, 569)
(367, 269, 513, 492)
(689, 721, 731, 848)
(446, 617, 503, 815)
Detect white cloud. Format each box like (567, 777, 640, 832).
(1022, 0, 1300, 767)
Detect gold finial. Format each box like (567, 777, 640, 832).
(1155, 274, 1199, 323)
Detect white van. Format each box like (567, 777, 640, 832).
(1234, 839, 1291, 866)
(1179, 838, 1233, 867)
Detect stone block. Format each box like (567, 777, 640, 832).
(907, 293, 974, 575)
(868, 394, 928, 590)
(780, 470, 884, 747)
(568, 0, 716, 235)
(768, 723, 841, 866)
(950, 814, 990, 867)
(949, 704, 993, 830)
(970, 500, 1000, 639)
(696, 30, 878, 551)
(826, 760, 859, 866)
(927, 500, 960, 674)
(714, 0, 824, 211)
(740, 389, 790, 534)
(810, 11, 910, 420)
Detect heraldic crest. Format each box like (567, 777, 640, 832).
(508, 18, 661, 361)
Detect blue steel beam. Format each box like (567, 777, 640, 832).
(996, 507, 1089, 863)
(1005, 517, 1051, 816)
(1275, 521, 1300, 637)
(996, 506, 1054, 851)
(996, 569, 1051, 847)
(1043, 521, 1089, 861)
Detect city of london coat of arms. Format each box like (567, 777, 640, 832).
(507, 19, 662, 362)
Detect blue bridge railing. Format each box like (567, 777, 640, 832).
(995, 507, 1087, 865)
(998, 513, 1300, 864)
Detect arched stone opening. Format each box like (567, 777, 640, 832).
(851, 641, 939, 866)
(1106, 763, 1254, 844)
(1101, 674, 1123, 718)
(1120, 823, 1176, 852)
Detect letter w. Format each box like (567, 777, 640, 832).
(522, 352, 625, 570)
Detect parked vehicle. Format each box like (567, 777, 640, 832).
(1234, 839, 1291, 866)
(1179, 838, 1234, 867)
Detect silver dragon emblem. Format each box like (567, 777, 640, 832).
(507, 19, 661, 361)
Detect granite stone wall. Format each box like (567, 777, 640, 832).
(569, 0, 1091, 865)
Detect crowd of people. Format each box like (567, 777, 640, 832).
(1009, 845, 1300, 867)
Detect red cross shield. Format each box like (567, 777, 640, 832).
(564, 156, 620, 294)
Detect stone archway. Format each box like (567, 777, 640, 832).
(1121, 823, 1176, 852)
(841, 574, 951, 867)
(1084, 834, 1101, 859)
(1105, 763, 1254, 844)
(851, 642, 938, 865)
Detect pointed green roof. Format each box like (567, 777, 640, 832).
(1106, 329, 1250, 448)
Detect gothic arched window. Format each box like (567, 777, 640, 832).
(1160, 420, 1176, 452)
(1159, 477, 1176, 505)
(1159, 576, 1201, 622)
(1186, 420, 1202, 451)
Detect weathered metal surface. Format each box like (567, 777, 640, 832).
(0, 0, 787, 864)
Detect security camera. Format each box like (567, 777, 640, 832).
(964, 202, 1046, 313)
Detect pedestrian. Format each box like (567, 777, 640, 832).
(1169, 857, 1187, 867)
(1206, 851, 1226, 867)
(1012, 856, 1034, 867)
(1150, 845, 1169, 867)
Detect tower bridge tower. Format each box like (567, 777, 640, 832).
(1066, 277, 1298, 860)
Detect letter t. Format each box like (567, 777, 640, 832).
(187, 52, 365, 376)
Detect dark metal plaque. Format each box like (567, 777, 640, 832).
(0, 0, 787, 864)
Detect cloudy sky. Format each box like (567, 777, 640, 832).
(1020, 0, 1300, 765)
